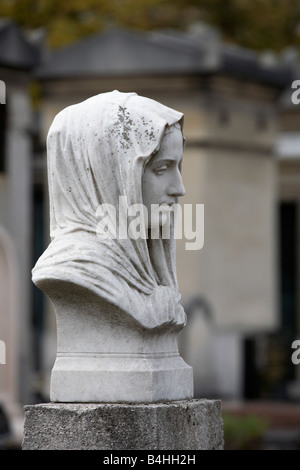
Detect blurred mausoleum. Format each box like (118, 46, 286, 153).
(0, 19, 39, 445)
(1, 19, 300, 444)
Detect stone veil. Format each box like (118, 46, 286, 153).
(32, 90, 193, 402)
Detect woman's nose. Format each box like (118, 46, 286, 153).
(168, 170, 186, 198)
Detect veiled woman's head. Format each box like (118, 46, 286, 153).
(46, 90, 185, 240)
(33, 91, 186, 303)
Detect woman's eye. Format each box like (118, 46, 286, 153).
(154, 165, 168, 175)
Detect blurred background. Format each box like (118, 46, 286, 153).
(1, 0, 300, 450)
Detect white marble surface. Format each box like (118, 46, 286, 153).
(32, 91, 193, 402)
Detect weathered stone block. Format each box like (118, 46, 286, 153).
(22, 399, 224, 450)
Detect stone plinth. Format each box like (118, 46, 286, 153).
(22, 399, 224, 450)
(41, 282, 193, 403)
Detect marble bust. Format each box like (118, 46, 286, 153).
(32, 90, 193, 402)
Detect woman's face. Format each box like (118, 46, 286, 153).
(142, 124, 186, 230)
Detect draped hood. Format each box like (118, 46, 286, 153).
(32, 90, 186, 329)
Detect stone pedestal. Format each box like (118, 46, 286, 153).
(40, 282, 193, 403)
(22, 399, 224, 450)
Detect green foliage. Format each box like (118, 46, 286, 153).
(1, 0, 300, 51)
(223, 412, 269, 450)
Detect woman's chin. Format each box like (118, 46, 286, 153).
(145, 213, 169, 236)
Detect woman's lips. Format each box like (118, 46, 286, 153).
(158, 205, 172, 213)
(159, 202, 175, 209)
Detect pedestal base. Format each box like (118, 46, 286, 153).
(22, 399, 224, 450)
(51, 354, 193, 402)
(42, 282, 194, 403)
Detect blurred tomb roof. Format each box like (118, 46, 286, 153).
(0, 19, 39, 69)
(35, 26, 292, 87)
